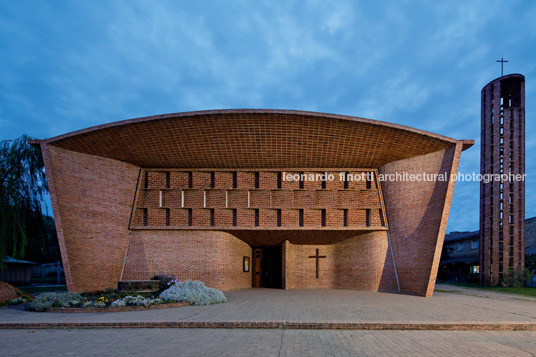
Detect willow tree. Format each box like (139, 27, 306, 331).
(0, 135, 48, 266)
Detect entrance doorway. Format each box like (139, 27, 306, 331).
(252, 246, 282, 288)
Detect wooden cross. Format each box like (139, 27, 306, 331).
(497, 57, 508, 76)
(308, 249, 326, 279)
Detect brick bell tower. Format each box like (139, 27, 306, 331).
(480, 70, 525, 286)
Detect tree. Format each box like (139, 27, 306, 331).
(0, 135, 48, 266)
(500, 266, 534, 288)
(526, 254, 536, 275)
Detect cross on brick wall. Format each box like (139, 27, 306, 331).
(308, 248, 326, 279)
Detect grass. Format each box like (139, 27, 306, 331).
(20, 285, 67, 295)
(438, 281, 536, 298)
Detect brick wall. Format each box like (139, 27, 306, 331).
(42, 145, 140, 292)
(480, 74, 525, 285)
(122, 230, 252, 291)
(380, 145, 462, 297)
(131, 169, 387, 231)
(283, 232, 398, 292)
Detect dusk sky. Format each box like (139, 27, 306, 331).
(1, 1, 535, 232)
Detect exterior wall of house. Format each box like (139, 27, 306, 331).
(0, 265, 32, 285)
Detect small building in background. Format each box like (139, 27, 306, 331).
(440, 216, 536, 283)
(0, 257, 36, 286)
(438, 231, 480, 282)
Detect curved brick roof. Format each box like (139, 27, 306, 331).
(34, 109, 473, 168)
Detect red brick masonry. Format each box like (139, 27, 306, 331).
(46, 302, 189, 313)
(31, 109, 473, 296)
(1, 322, 534, 331)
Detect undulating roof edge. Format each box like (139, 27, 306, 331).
(28, 109, 474, 150)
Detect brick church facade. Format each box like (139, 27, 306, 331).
(32, 110, 472, 297)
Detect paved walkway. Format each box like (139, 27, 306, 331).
(2, 329, 536, 356)
(2, 284, 536, 356)
(1, 284, 535, 329)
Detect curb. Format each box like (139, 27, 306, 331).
(1, 322, 535, 331)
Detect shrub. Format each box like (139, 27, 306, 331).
(25, 292, 83, 312)
(110, 295, 157, 308)
(500, 267, 534, 287)
(526, 254, 536, 273)
(160, 280, 226, 306)
(81, 300, 106, 308)
(151, 274, 179, 292)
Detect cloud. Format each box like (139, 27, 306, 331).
(1, 0, 536, 229)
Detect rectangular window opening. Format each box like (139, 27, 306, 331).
(277, 209, 282, 227)
(210, 209, 215, 226)
(210, 172, 215, 189)
(366, 209, 371, 227)
(142, 208, 148, 226)
(379, 209, 385, 227)
(232, 209, 237, 227)
(321, 209, 327, 227)
(254, 209, 259, 227)
(277, 172, 282, 189)
(188, 172, 193, 189)
(299, 209, 304, 227)
(166, 171, 170, 188)
(233, 172, 238, 189)
(188, 208, 193, 226)
(165, 208, 170, 226)
(255, 172, 260, 189)
(343, 209, 348, 227)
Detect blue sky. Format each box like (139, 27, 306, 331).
(1, 0, 535, 232)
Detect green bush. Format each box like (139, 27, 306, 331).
(160, 280, 226, 306)
(500, 266, 534, 287)
(526, 254, 536, 273)
(25, 292, 83, 312)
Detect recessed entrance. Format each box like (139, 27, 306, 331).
(252, 246, 282, 288)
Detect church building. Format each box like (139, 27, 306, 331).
(31, 109, 473, 297)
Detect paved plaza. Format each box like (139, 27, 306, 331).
(2, 329, 536, 356)
(1, 284, 535, 326)
(1, 284, 535, 355)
